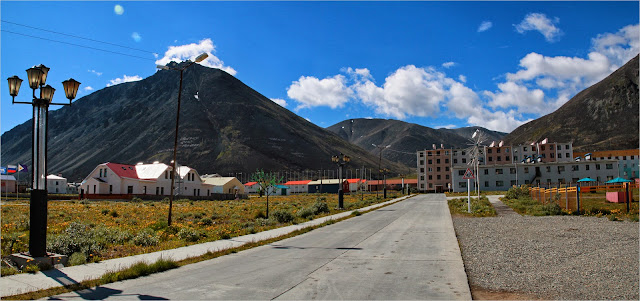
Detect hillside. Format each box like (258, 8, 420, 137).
(327, 119, 506, 167)
(504, 55, 639, 152)
(1, 62, 408, 182)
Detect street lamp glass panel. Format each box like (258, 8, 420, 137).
(332, 156, 338, 163)
(7, 76, 23, 97)
(343, 155, 351, 163)
(195, 53, 208, 62)
(62, 78, 81, 100)
(40, 85, 55, 102)
(26, 67, 43, 89)
(36, 64, 50, 86)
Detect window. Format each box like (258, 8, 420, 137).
(596, 164, 601, 170)
(445, 167, 450, 171)
(436, 151, 440, 156)
(459, 182, 467, 188)
(99, 169, 102, 177)
(514, 156, 518, 161)
(194, 189, 197, 196)
(127, 186, 133, 194)
(497, 157, 502, 161)
(541, 146, 545, 151)
(632, 156, 635, 160)
(615, 156, 619, 160)
(420, 176, 425, 180)
(429, 183, 433, 188)
(496, 181, 504, 187)
(488, 149, 493, 154)
(572, 165, 579, 171)
(506, 156, 510, 161)
(436, 167, 441, 172)
(484, 181, 489, 187)
(421, 184, 425, 189)
(428, 175, 432, 180)
(607, 176, 614, 181)
(511, 180, 516, 186)
(437, 175, 441, 180)
(445, 158, 449, 164)
(608, 156, 612, 159)
(446, 175, 449, 180)
(461, 151, 466, 155)
(427, 152, 433, 156)
(428, 159, 433, 164)
(495, 169, 503, 175)
(524, 147, 528, 151)
(524, 167, 529, 173)
(558, 178, 565, 184)
(488, 157, 493, 162)
(109, 185, 113, 193)
(506, 148, 510, 152)
(586, 165, 590, 170)
(458, 170, 465, 176)
(546, 166, 551, 172)
(565, 153, 569, 158)
(606, 164, 613, 170)
(156, 187, 160, 195)
(445, 151, 449, 155)
(436, 159, 441, 164)
(165, 171, 168, 179)
(558, 153, 562, 158)
(462, 158, 467, 163)
(484, 169, 489, 175)
(428, 167, 433, 172)
(419, 152, 424, 157)
(453, 159, 458, 164)
(497, 148, 501, 153)
(557, 145, 562, 150)
(510, 168, 516, 174)
(623, 156, 627, 160)
(420, 168, 425, 173)
(161, 187, 165, 195)
(104, 169, 107, 177)
(420, 160, 424, 165)
(550, 153, 555, 158)
(558, 166, 565, 172)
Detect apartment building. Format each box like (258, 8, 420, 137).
(417, 148, 452, 192)
(574, 149, 639, 179)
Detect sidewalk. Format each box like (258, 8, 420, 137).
(0, 195, 414, 298)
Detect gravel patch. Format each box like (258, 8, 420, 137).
(453, 215, 639, 300)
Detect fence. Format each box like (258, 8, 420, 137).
(530, 183, 638, 211)
(83, 193, 248, 201)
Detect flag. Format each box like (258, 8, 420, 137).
(0, 167, 6, 175)
(18, 164, 28, 173)
(7, 165, 17, 174)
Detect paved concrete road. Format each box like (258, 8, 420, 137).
(51, 194, 470, 300)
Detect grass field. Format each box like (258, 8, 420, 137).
(447, 196, 497, 217)
(444, 190, 505, 197)
(1, 192, 401, 268)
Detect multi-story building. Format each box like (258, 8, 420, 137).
(417, 148, 452, 192)
(484, 141, 511, 165)
(452, 160, 620, 192)
(512, 140, 573, 163)
(574, 149, 639, 180)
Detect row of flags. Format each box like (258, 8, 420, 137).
(0, 164, 28, 175)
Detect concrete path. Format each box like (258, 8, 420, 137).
(0, 195, 413, 298)
(485, 195, 520, 217)
(47, 194, 471, 300)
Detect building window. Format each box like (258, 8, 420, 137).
(541, 146, 545, 151)
(429, 183, 433, 188)
(420, 176, 425, 180)
(495, 169, 503, 175)
(623, 156, 627, 160)
(461, 151, 466, 155)
(497, 148, 501, 153)
(99, 169, 102, 177)
(420, 184, 424, 189)
(606, 164, 613, 169)
(445, 151, 449, 155)
(109, 185, 113, 193)
(566, 153, 570, 158)
(420, 168, 425, 173)
(550, 153, 555, 158)
(557, 145, 562, 150)
(437, 175, 441, 180)
(546, 166, 551, 172)
(156, 187, 160, 195)
(428, 167, 433, 172)
(524, 167, 529, 173)
(428, 175, 432, 180)
(459, 182, 466, 188)
(558, 166, 565, 172)
(420, 160, 424, 165)
(427, 152, 433, 156)
(596, 164, 601, 170)
(586, 165, 590, 170)
(127, 186, 133, 194)
(558, 153, 562, 158)
(446, 175, 449, 179)
(484, 169, 489, 175)
(445, 158, 449, 164)
(511, 180, 516, 186)
(607, 176, 614, 181)
(458, 170, 465, 176)
(453, 159, 458, 164)
(572, 165, 579, 171)
(436, 151, 440, 156)
(428, 160, 432, 164)
(436, 159, 441, 164)
(484, 181, 489, 187)
(506, 156, 510, 161)
(497, 157, 502, 161)
(437, 167, 441, 172)
(419, 152, 424, 157)
(514, 156, 518, 161)
(506, 148, 510, 152)
(488, 149, 492, 154)
(510, 168, 516, 174)
(161, 187, 165, 195)
(496, 181, 504, 187)
(558, 178, 565, 184)
(445, 166, 450, 171)
(462, 158, 467, 163)
(488, 157, 493, 162)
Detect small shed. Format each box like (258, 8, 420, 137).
(47, 174, 68, 194)
(202, 177, 244, 194)
(1, 175, 17, 193)
(307, 179, 343, 193)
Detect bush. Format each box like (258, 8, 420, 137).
(200, 218, 213, 226)
(101, 209, 110, 215)
(177, 227, 202, 242)
(68, 252, 87, 266)
(47, 222, 102, 257)
(272, 210, 294, 223)
(149, 220, 168, 231)
(110, 210, 119, 218)
(131, 197, 143, 203)
(351, 210, 362, 216)
(254, 210, 267, 219)
(311, 201, 330, 214)
(1, 266, 18, 276)
(297, 207, 316, 219)
(132, 228, 159, 247)
(505, 185, 530, 200)
(540, 203, 563, 216)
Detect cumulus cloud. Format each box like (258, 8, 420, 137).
(271, 98, 288, 107)
(484, 81, 546, 114)
(83, 86, 94, 91)
(287, 75, 353, 110)
(477, 21, 493, 32)
(107, 75, 142, 87)
(458, 75, 467, 83)
(515, 13, 562, 42)
(592, 24, 640, 67)
(131, 32, 141, 42)
(155, 38, 237, 76)
(442, 62, 456, 68)
(114, 4, 124, 15)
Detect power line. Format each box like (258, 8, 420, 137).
(1, 29, 156, 61)
(1, 20, 156, 55)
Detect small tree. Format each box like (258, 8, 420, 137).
(251, 170, 283, 219)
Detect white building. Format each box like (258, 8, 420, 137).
(201, 176, 244, 194)
(1, 175, 16, 193)
(244, 182, 260, 194)
(80, 162, 213, 196)
(47, 174, 68, 194)
(283, 180, 311, 194)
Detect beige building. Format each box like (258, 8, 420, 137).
(201, 176, 245, 194)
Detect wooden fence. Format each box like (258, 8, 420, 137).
(530, 183, 638, 211)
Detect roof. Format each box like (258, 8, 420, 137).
(202, 177, 237, 186)
(136, 163, 170, 180)
(106, 163, 138, 179)
(307, 179, 343, 185)
(1, 175, 16, 181)
(244, 182, 258, 186)
(275, 185, 289, 189)
(346, 179, 363, 184)
(177, 166, 195, 179)
(47, 174, 66, 180)
(574, 149, 639, 158)
(283, 180, 312, 185)
(368, 179, 417, 185)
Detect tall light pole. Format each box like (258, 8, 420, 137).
(372, 144, 390, 198)
(332, 153, 350, 209)
(8, 65, 80, 257)
(157, 53, 208, 226)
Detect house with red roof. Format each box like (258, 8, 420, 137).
(283, 180, 312, 194)
(244, 181, 259, 194)
(80, 162, 213, 196)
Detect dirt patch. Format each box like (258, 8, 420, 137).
(471, 285, 543, 300)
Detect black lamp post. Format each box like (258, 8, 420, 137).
(156, 53, 208, 226)
(372, 144, 390, 198)
(8, 65, 80, 258)
(332, 153, 350, 209)
(381, 168, 390, 198)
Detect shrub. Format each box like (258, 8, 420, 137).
(297, 207, 316, 219)
(69, 252, 87, 266)
(629, 214, 639, 222)
(351, 210, 362, 216)
(272, 210, 294, 223)
(540, 203, 563, 216)
(47, 222, 102, 257)
(110, 210, 119, 218)
(505, 185, 530, 200)
(24, 265, 40, 274)
(177, 227, 202, 242)
(1, 266, 18, 276)
(101, 209, 110, 215)
(254, 218, 275, 227)
(200, 218, 213, 226)
(149, 220, 168, 231)
(312, 201, 330, 214)
(132, 228, 159, 247)
(254, 210, 267, 219)
(131, 197, 143, 203)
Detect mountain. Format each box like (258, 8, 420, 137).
(326, 119, 506, 167)
(504, 55, 639, 152)
(1, 62, 409, 182)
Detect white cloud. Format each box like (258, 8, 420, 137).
(114, 4, 124, 15)
(458, 75, 467, 83)
(442, 62, 456, 68)
(515, 13, 562, 42)
(484, 81, 546, 114)
(477, 21, 493, 32)
(304, 117, 311, 122)
(131, 32, 141, 42)
(88, 69, 102, 76)
(155, 38, 237, 76)
(592, 24, 640, 68)
(107, 75, 142, 87)
(271, 98, 287, 107)
(83, 86, 94, 91)
(287, 75, 353, 110)
(353, 65, 450, 119)
(436, 124, 457, 129)
(468, 110, 532, 133)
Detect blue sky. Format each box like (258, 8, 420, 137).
(2, 1, 638, 134)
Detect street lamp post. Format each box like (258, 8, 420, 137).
(8, 65, 80, 258)
(331, 153, 350, 209)
(157, 53, 208, 226)
(372, 144, 390, 198)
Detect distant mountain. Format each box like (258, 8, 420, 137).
(1, 62, 408, 182)
(326, 119, 506, 167)
(504, 55, 639, 152)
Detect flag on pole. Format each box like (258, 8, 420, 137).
(18, 164, 28, 173)
(0, 167, 6, 175)
(7, 165, 17, 174)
